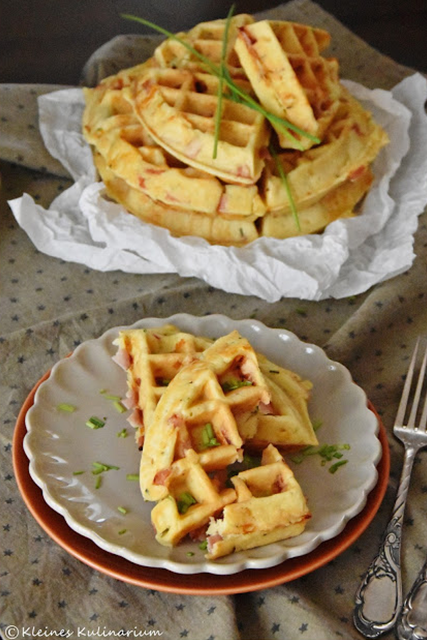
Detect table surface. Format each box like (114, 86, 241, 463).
(1, 1, 427, 638)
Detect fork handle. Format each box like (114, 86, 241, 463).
(396, 558, 427, 640)
(353, 447, 416, 637)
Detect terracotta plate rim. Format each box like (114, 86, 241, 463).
(13, 369, 390, 595)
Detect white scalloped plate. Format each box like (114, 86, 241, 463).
(23, 314, 381, 575)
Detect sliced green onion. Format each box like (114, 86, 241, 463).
(199, 539, 208, 551)
(113, 400, 127, 414)
(85, 416, 105, 430)
(177, 492, 197, 514)
(95, 476, 102, 489)
(126, 473, 139, 481)
(91, 461, 120, 475)
(117, 428, 128, 438)
(221, 378, 252, 392)
(72, 470, 85, 476)
(57, 403, 76, 413)
(100, 391, 122, 401)
(118, 529, 127, 535)
(117, 506, 128, 515)
(329, 460, 348, 474)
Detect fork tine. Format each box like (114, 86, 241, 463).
(407, 342, 427, 429)
(395, 337, 420, 427)
(418, 347, 427, 432)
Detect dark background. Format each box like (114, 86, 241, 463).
(0, 0, 426, 85)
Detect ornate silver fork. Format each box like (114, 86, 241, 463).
(353, 338, 427, 638)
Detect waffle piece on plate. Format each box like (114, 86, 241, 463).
(139, 330, 271, 502)
(234, 19, 342, 150)
(113, 325, 212, 448)
(151, 448, 237, 546)
(154, 13, 254, 80)
(205, 444, 311, 559)
(237, 354, 318, 452)
(127, 66, 270, 184)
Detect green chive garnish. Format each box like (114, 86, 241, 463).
(199, 539, 208, 551)
(72, 470, 85, 476)
(221, 378, 252, 392)
(85, 416, 105, 430)
(113, 400, 127, 413)
(91, 461, 120, 474)
(117, 506, 128, 515)
(329, 460, 348, 474)
(126, 474, 139, 481)
(177, 492, 197, 514)
(117, 428, 128, 438)
(118, 529, 127, 535)
(57, 403, 76, 413)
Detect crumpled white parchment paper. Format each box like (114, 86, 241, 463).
(8, 74, 427, 302)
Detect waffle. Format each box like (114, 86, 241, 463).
(151, 448, 238, 546)
(261, 164, 374, 238)
(84, 67, 267, 221)
(154, 13, 254, 80)
(82, 14, 389, 245)
(127, 66, 270, 184)
(95, 152, 260, 245)
(113, 324, 212, 447)
(205, 444, 311, 559)
(234, 19, 342, 150)
(237, 354, 319, 452)
(113, 326, 314, 557)
(262, 87, 389, 215)
(139, 330, 270, 502)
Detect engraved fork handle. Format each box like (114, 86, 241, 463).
(353, 446, 417, 637)
(396, 558, 427, 640)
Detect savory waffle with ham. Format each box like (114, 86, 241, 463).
(139, 330, 270, 502)
(205, 444, 311, 559)
(237, 353, 319, 452)
(82, 13, 389, 245)
(113, 324, 212, 448)
(234, 19, 342, 150)
(113, 325, 316, 557)
(154, 13, 254, 80)
(126, 66, 270, 185)
(261, 87, 388, 217)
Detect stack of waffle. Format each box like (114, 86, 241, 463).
(114, 325, 317, 559)
(83, 14, 388, 245)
